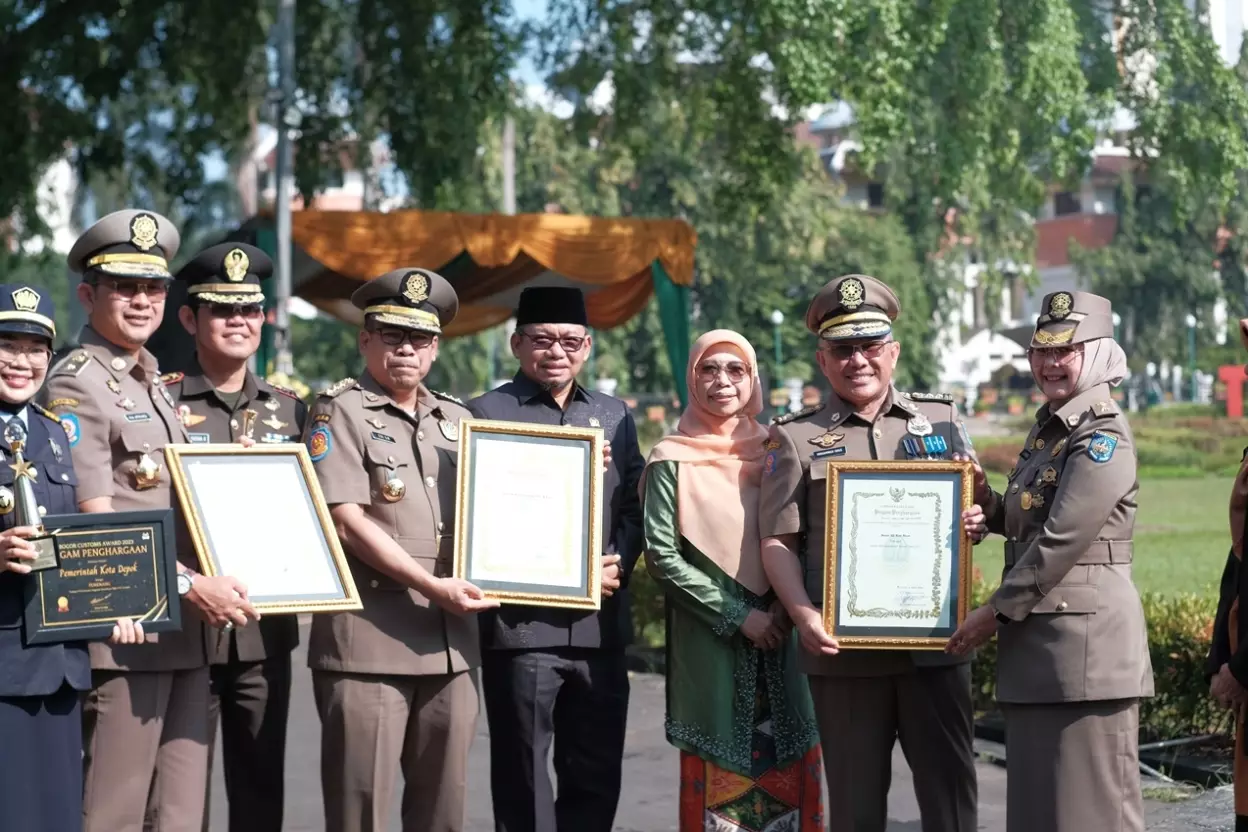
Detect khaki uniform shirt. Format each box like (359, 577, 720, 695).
(42, 326, 205, 672)
(304, 373, 478, 676)
(164, 360, 306, 664)
(987, 384, 1154, 703)
(758, 387, 975, 677)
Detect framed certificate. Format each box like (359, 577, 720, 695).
(164, 445, 362, 615)
(454, 419, 603, 609)
(23, 509, 181, 645)
(823, 460, 974, 649)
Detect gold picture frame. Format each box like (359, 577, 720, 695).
(822, 459, 974, 650)
(453, 419, 604, 610)
(164, 444, 362, 615)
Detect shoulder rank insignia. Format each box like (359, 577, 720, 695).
(159, 371, 184, 385)
(1092, 400, 1117, 417)
(50, 349, 89, 377)
(270, 384, 300, 399)
(1087, 431, 1118, 463)
(319, 377, 356, 399)
(774, 405, 822, 425)
(30, 403, 57, 421)
(907, 391, 953, 403)
(431, 389, 466, 407)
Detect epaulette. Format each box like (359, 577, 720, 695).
(270, 384, 300, 399)
(774, 404, 822, 425)
(431, 389, 466, 407)
(31, 403, 58, 421)
(907, 391, 953, 403)
(159, 371, 184, 386)
(49, 349, 89, 377)
(1090, 400, 1119, 418)
(318, 377, 356, 399)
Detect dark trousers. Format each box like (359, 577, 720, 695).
(202, 655, 292, 832)
(0, 683, 83, 832)
(483, 648, 629, 832)
(808, 663, 978, 832)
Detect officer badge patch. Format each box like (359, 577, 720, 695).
(588, 417, 601, 428)
(1051, 437, 1067, 457)
(11, 286, 39, 312)
(130, 213, 159, 251)
(764, 450, 777, 475)
(47, 398, 79, 411)
(808, 431, 844, 449)
(60, 413, 81, 447)
(402, 271, 430, 304)
(906, 414, 933, 437)
(1038, 466, 1058, 485)
(1048, 292, 1073, 320)
(839, 276, 865, 310)
(224, 248, 250, 282)
(1087, 431, 1118, 463)
(763, 438, 781, 452)
(308, 425, 332, 462)
(438, 420, 459, 441)
(0, 487, 14, 515)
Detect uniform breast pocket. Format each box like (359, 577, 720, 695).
(117, 426, 161, 480)
(364, 445, 410, 504)
(38, 461, 78, 514)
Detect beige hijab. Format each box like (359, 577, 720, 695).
(1072, 337, 1129, 394)
(643, 330, 771, 595)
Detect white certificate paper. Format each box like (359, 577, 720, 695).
(466, 435, 589, 588)
(837, 476, 955, 630)
(183, 456, 343, 599)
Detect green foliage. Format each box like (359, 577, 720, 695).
(290, 314, 360, 389)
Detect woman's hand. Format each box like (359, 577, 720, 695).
(0, 526, 40, 575)
(740, 610, 785, 651)
(946, 604, 999, 655)
(790, 606, 839, 657)
(108, 618, 145, 645)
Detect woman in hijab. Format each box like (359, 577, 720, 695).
(947, 292, 1153, 832)
(1205, 318, 1248, 832)
(642, 330, 822, 832)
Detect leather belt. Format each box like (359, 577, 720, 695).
(1003, 540, 1133, 568)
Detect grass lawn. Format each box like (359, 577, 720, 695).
(975, 474, 1231, 597)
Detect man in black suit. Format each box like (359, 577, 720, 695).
(468, 287, 645, 832)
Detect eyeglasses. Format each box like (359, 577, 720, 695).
(823, 341, 891, 361)
(0, 343, 51, 368)
(94, 279, 169, 300)
(207, 303, 263, 319)
(1027, 346, 1081, 365)
(370, 327, 435, 348)
(696, 361, 750, 383)
(519, 331, 587, 353)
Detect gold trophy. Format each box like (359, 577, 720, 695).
(4, 420, 59, 571)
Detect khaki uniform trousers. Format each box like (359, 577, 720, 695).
(1003, 699, 1144, 832)
(83, 667, 211, 832)
(313, 669, 479, 832)
(809, 664, 977, 832)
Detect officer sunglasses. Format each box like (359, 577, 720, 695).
(92, 278, 169, 300)
(822, 340, 892, 360)
(206, 303, 264, 319)
(369, 327, 435, 348)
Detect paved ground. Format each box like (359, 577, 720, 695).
(206, 626, 1233, 831)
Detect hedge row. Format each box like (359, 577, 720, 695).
(630, 563, 1233, 742)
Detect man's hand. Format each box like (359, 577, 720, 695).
(791, 606, 839, 657)
(1212, 663, 1248, 709)
(953, 453, 992, 507)
(0, 526, 40, 575)
(946, 604, 998, 655)
(187, 574, 260, 629)
(962, 505, 988, 544)
(740, 609, 786, 651)
(601, 553, 622, 598)
(108, 618, 145, 645)
(431, 577, 501, 616)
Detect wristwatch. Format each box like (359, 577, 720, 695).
(176, 569, 197, 597)
(994, 608, 1011, 626)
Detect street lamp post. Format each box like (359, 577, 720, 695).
(770, 309, 785, 416)
(1185, 314, 1198, 402)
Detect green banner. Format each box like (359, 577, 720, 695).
(651, 261, 691, 408)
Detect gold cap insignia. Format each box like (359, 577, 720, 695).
(402, 271, 430, 305)
(11, 287, 40, 313)
(839, 277, 865, 310)
(130, 214, 159, 252)
(224, 248, 250, 282)
(1049, 292, 1073, 320)
(1033, 328, 1074, 346)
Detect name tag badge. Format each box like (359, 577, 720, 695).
(125, 412, 152, 423)
(371, 432, 396, 444)
(260, 433, 292, 444)
(188, 433, 211, 444)
(811, 447, 846, 459)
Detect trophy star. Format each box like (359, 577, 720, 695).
(9, 458, 35, 480)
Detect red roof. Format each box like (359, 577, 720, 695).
(1035, 214, 1118, 268)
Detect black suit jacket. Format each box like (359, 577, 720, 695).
(0, 407, 90, 697)
(468, 374, 644, 650)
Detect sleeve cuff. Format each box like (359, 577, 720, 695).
(713, 597, 751, 640)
